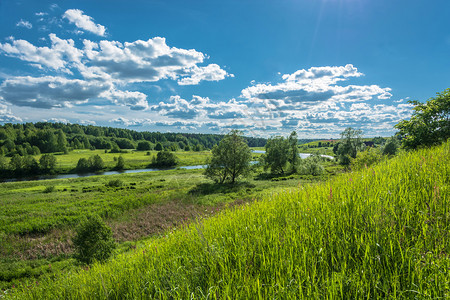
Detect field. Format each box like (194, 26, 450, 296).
(2, 141, 448, 298)
(0, 157, 339, 291)
(1, 149, 268, 178)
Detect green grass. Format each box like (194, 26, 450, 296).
(6, 141, 449, 299)
(0, 162, 332, 290)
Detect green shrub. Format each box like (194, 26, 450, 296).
(351, 147, 383, 170)
(297, 155, 324, 176)
(43, 186, 55, 193)
(72, 215, 116, 265)
(382, 137, 400, 156)
(106, 179, 123, 187)
(152, 149, 178, 167)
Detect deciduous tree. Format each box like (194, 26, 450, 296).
(205, 130, 252, 184)
(395, 88, 450, 149)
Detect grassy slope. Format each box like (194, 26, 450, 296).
(7, 142, 450, 299)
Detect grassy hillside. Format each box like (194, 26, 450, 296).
(6, 141, 449, 299)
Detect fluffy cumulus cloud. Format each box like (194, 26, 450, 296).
(241, 64, 392, 107)
(0, 13, 231, 112)
(0, 34, 83, 72)
(178, 64, 234, 85)
(150, 95, 248, 121)
(63, 9, 106, 36)
(100, 89, 148, 110)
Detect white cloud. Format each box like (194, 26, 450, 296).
(82, 37, 231, 84)
(151, 95, 249, 121)
(0, 102, 22, 123)
(79, 119, 96, 125)
(178, 64, 233, 85)
(112, 117, 146, 127)
(46, 118, 69, 123)
(241, 65, 392, 108)
(0, 34, 83, 72)
(0, 33, 231, 86)
(100, 89, 149, 110)
(282, 64, 363, 83)
(63, 9, 106, 36)
(16, 19, 32, 29)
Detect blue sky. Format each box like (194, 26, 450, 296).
(0, 0, 449, 138)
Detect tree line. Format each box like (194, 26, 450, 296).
(0, 122, 266, 157)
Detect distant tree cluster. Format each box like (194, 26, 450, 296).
(0, 153, 57, 176)
(0, 122, 267, 158)
(76, 155, 105, 172)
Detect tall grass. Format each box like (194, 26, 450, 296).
(8, 141, 450, 299)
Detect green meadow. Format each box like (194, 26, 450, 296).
(0, 156, 337, 291)
(44, 149, 212, 173)
(3, 141, 448, 298)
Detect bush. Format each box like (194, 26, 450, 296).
(152, 149, 178, 167)
(297, 155, 324, 176)
(351, 148, 383, 170)
(106, 179, 123, 187)
(43, 186, 56, 193)
(115, 156, 125, 170)
(382, 137, 400, 156)
(72, 215, 116, 265)
(89, 155, 104, 171)
(137, 141, 152, 151)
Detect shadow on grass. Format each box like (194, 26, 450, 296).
(189, 181, 256, 196)
(254, 172, 294, 181)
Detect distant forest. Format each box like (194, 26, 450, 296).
(0, 122, 267, 157)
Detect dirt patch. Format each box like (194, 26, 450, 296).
(109, 201, 208, 242)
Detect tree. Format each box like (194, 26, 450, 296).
(288, 131, 299, 172)
(337, 127, 364, 165)
(72, 214, 116, 264)
(115, 156, 125, 170)
(262, 136, 290, 174)
(23, 156, 40, 174)
(395, 88, 450, 149)
(298, 155, 324, 176)
(76, 158, 90, 172)
(137, 141, 152, 151)
(9, 154, 23, 173)
(56, 129, 68, 153)
(152, 149, 177, 167)
(89, 154, 105, 171)
(155, 142, 163, 151)
(40, 154, 57, 173)
(205, 130, 252, 184)
(382, 137, 400, 156)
